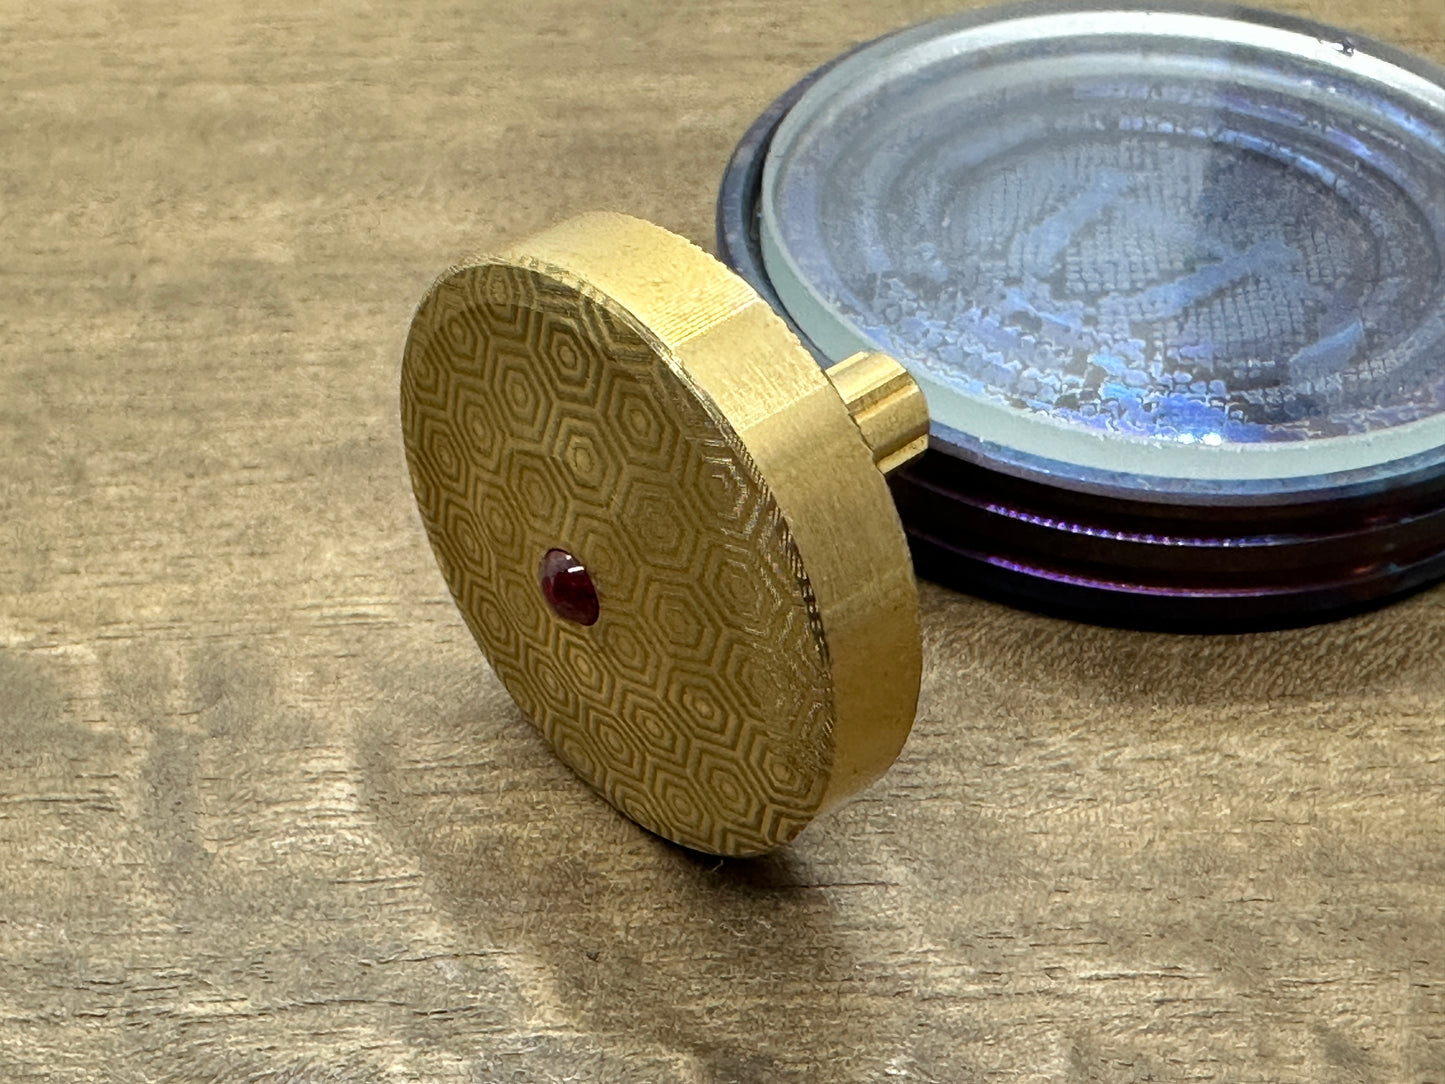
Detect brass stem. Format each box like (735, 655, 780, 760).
(824, 352, 929, 474)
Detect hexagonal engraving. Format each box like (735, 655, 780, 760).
(400, 260, 836, 854)
(505, 449, 568, 535)
(538, 311, 601, 399)
(549, 408, 621, 496)
(620, 476, 698, 571)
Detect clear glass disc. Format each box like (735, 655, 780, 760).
(760, 5, 1445, 495)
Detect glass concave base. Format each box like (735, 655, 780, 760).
(716, 1, 1445, 628)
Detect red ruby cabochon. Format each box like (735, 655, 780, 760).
(539, 548, 599, 627)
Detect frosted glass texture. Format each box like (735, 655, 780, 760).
(760, 8, 1445, 493)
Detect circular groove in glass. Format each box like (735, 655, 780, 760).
(760, 5, 1445, 494)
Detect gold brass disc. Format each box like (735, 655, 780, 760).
(400, 212, 923, 856)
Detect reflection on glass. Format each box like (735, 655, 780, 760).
(762, 10, 1445, 492)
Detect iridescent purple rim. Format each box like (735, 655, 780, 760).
(716, 2, 1445, 628)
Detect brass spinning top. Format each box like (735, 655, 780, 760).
(401, 213, 927, 856)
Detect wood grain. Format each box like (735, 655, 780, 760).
(1, 1, 1441, 1080)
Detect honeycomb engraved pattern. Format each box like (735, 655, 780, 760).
(402, 260, 835, 855)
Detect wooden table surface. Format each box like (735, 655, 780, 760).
(2, 1, 1442, 1080)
